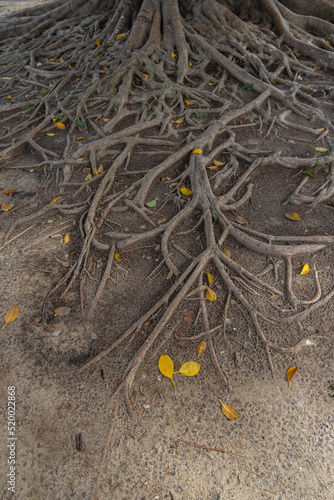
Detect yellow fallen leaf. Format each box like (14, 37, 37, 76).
(47, 133, 55, 136)
(103, 66, 108, 71)
(50, 196, 59, 204)
(40, 88, 47, 94)
(85, 172, 92, 181)
(174, 117, 185, 124)
(76, 137, 86, 140)
(196, 340, 207, 356)
(313, 65, 321, 70)
(141, 72, 148, 78)
(96, 39, 101, 46)
(77, 158, 85, 161)
(3, 190, 16, 194)
(63, 233, 70, 244)
(114, 253, 121, 261)
(97, 164, 103, 174)
(49, 58, 56, 62)
(171, 53, 177, 58)
(311, 146, 329, 152)
(2, 305, 19, 330)
(208, 165, 218, 170)
(325, 40, 330, 45)
(180, 187, 192, 196)
(208, 82, 216, 85)
(299, 264, 310, 275)
(184, 100, 190, 106)
(316, 127, 325, 131)
(37, 62, 42, 66)
(213, 160, 225, 166)
(188, 61, 192, 66)
(207, 272, 214, 285)
(56, 122, 66, 130)
(159, 354, 176, 388)
(287, 366, 298, 388)
(59, 58, 65, 62)
(1, 203, 14, 211)
(116, 33, 126, 40)
(103, 118, 110, 122)
(222, 248, 231, 258)
(219, 400, 239, 420)
(284, 212, 302, 221)
(192, 149, 202, 154)
(178, 361, 201, 376)
(206, 286, 217, 301)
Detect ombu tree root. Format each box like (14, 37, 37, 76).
(1, 0, 334, 414)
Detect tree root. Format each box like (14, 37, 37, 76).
(1, 0, 334, 415)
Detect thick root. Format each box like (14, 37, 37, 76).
(1, 0, 333, 414)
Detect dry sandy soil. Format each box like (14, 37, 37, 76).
(0, 0, 47, 15)
(0, 1, 334, 500)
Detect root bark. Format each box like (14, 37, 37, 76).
(1, 0, 333, 414)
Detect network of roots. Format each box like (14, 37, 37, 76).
(1, 0, 334, 413)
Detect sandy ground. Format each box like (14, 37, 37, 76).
(0, 1, 333, 500)
(0, 123, 333, 500)
(0, 0, 48, 15)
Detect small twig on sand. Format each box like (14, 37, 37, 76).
(20, 221, 72, 252)
(80, 275, 86, 325)
(179, 439, 246, 458)
(149, 325, 177, 359)
(223, 290, 231, 341)
(129, 471, 147, 493)
(207, 336, 231, 391)
(88, 243, 116, 320)
(237, 465, 264, 477)
(175, 324, 222, 340)
(146, 252, 172, 281)
(0, 224, 35, 250)
(92, 405, 118, 500)
(41, 263, 77, 326)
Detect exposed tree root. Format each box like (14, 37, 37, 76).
(1, 0, 334, 414)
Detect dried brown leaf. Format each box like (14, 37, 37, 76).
(235, 216, 248, 225)
(54, 306, 72, 316)
(196, 340, 207, 356)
